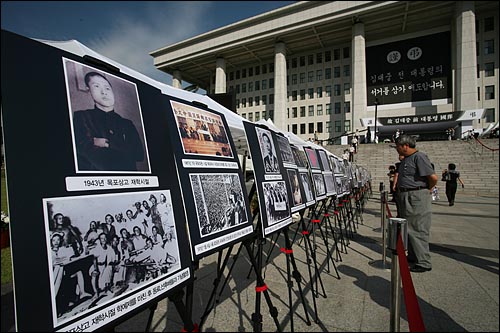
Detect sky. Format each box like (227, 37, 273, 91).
(1, 1, 296, 86)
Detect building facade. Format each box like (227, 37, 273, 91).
(150, 1, 499, 143)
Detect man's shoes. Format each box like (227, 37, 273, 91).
(449, 201, 454, 206)
(410, 265, 432, 273)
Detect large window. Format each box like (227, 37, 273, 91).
(325, 50, 331, 62)
(300, 72, 305, 83)
(334, 102, 341, 114)
(292, 74, 297, 85)
(335, 121, 341, 133)
(485, 62, 495, 77)
(317, 104, 323, 116)
(300, 123, 306, 134)
(308, 105, 314, 116)
(333, 49, 340, 61)
(316, 70, 323, 81)
(484, 17, 494, 32)
(325, 85, 331, 97)
(292, 124, 298, 134)
(343, 64, 351, 77)
(344, 83, 350, 95)
(308, 71, 314, 82)
(334, 84, 341, 96)
(317, 87, 323, 98)
(485, 40, 494, 55)
(317, 122, 323, 133)
(292, 107, 298, 118)
(300, 89, 306, 100)
(326, 121, 331, 133)
(334, 66, 340, 78)
(316, 52, 323, 64)
(343, 47, 350, 59)
(308, 123, 315, 134)
(344, 120, 351, 133)
(326, 103, 331, 115)
(300, 106, 306, 117)
(325, 68, 332, 79)
(344, 101, 351, 113)
(484, 108, 496, 122)
(485, 85, 495, 99)
(308, 88, 314, 99)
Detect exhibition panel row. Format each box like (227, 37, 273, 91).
(1, 29, 370, 332)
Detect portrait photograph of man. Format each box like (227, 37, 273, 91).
(63, 58, 150, 173)
(255, 127, 280, 174)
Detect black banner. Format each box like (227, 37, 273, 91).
(366, 31, 452, 106)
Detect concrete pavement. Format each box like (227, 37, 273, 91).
(2, 191, 498, 332)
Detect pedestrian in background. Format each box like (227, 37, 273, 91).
(442, 163, 465, 206)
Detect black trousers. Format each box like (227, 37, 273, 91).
(445, 182, 458, 203)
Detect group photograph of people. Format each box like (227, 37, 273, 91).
(44, 190, 181, 325)
(172, 100, 233, 158)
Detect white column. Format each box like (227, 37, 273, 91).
(455, 1, 478, 111)
(352, 21, 367, 132)
(274, 42, 287, 130)
(172, 70, 182, 89)
(215, 57, 226, 93)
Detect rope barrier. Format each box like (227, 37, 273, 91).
(383, 193, 425, 331)
(473, 136, 499, 151)
(396, 234, 426, 332)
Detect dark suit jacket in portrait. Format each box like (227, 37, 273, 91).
(73, 107, 145, 171)
(264, 154, 279, 173)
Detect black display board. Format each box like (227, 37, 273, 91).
(1, 30, 192, 332)
(303, 147, 327, 201)
(366, 31, 452, 106)
(291, 145, 315, 207)
(164, 99, 253, 260)
(243, 122, 293, 237)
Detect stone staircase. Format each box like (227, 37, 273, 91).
(325, 138, 499, 197)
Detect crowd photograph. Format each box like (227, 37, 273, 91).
(262, 181, 291, 225)
(189, 173, 247, 237)
(44, 190, 181, 325)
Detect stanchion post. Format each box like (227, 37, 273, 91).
(380, 191, 387, 268)
(387, 217, 408, 332)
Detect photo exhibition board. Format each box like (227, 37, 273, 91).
(163, 98, 253, 260)
(0, 30, 193, 332)
(243, 122, 293, 237)
(316, 149, 336, 197)
(291, 144, 316, 207)
(275, 134, 306, 213)
(303, 146, 327, 201)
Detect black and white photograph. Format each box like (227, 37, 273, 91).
(299, 172, 315, 203)
(171, 100, 233, 158)
(262, 181, 291, 225)
(312, 173, 326, 197)
(304, 147, 320, 170)
(63, 58, 150, 173)
(287, 169, 303, 207)
(335, 176, 345, 196)
(331, 156, 344, 175)
(323, 173, 336, 195)
(43, 190, 181, 327)
(318, 150, 332, 171)
(256, 127, 280, 174)
(276, 135, 295, 166)
(291, 145, 308, 168)
(190, 173, 248, 237)
(341, 177, 351, 194)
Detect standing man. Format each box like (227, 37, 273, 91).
(395, 135, 438, 273)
